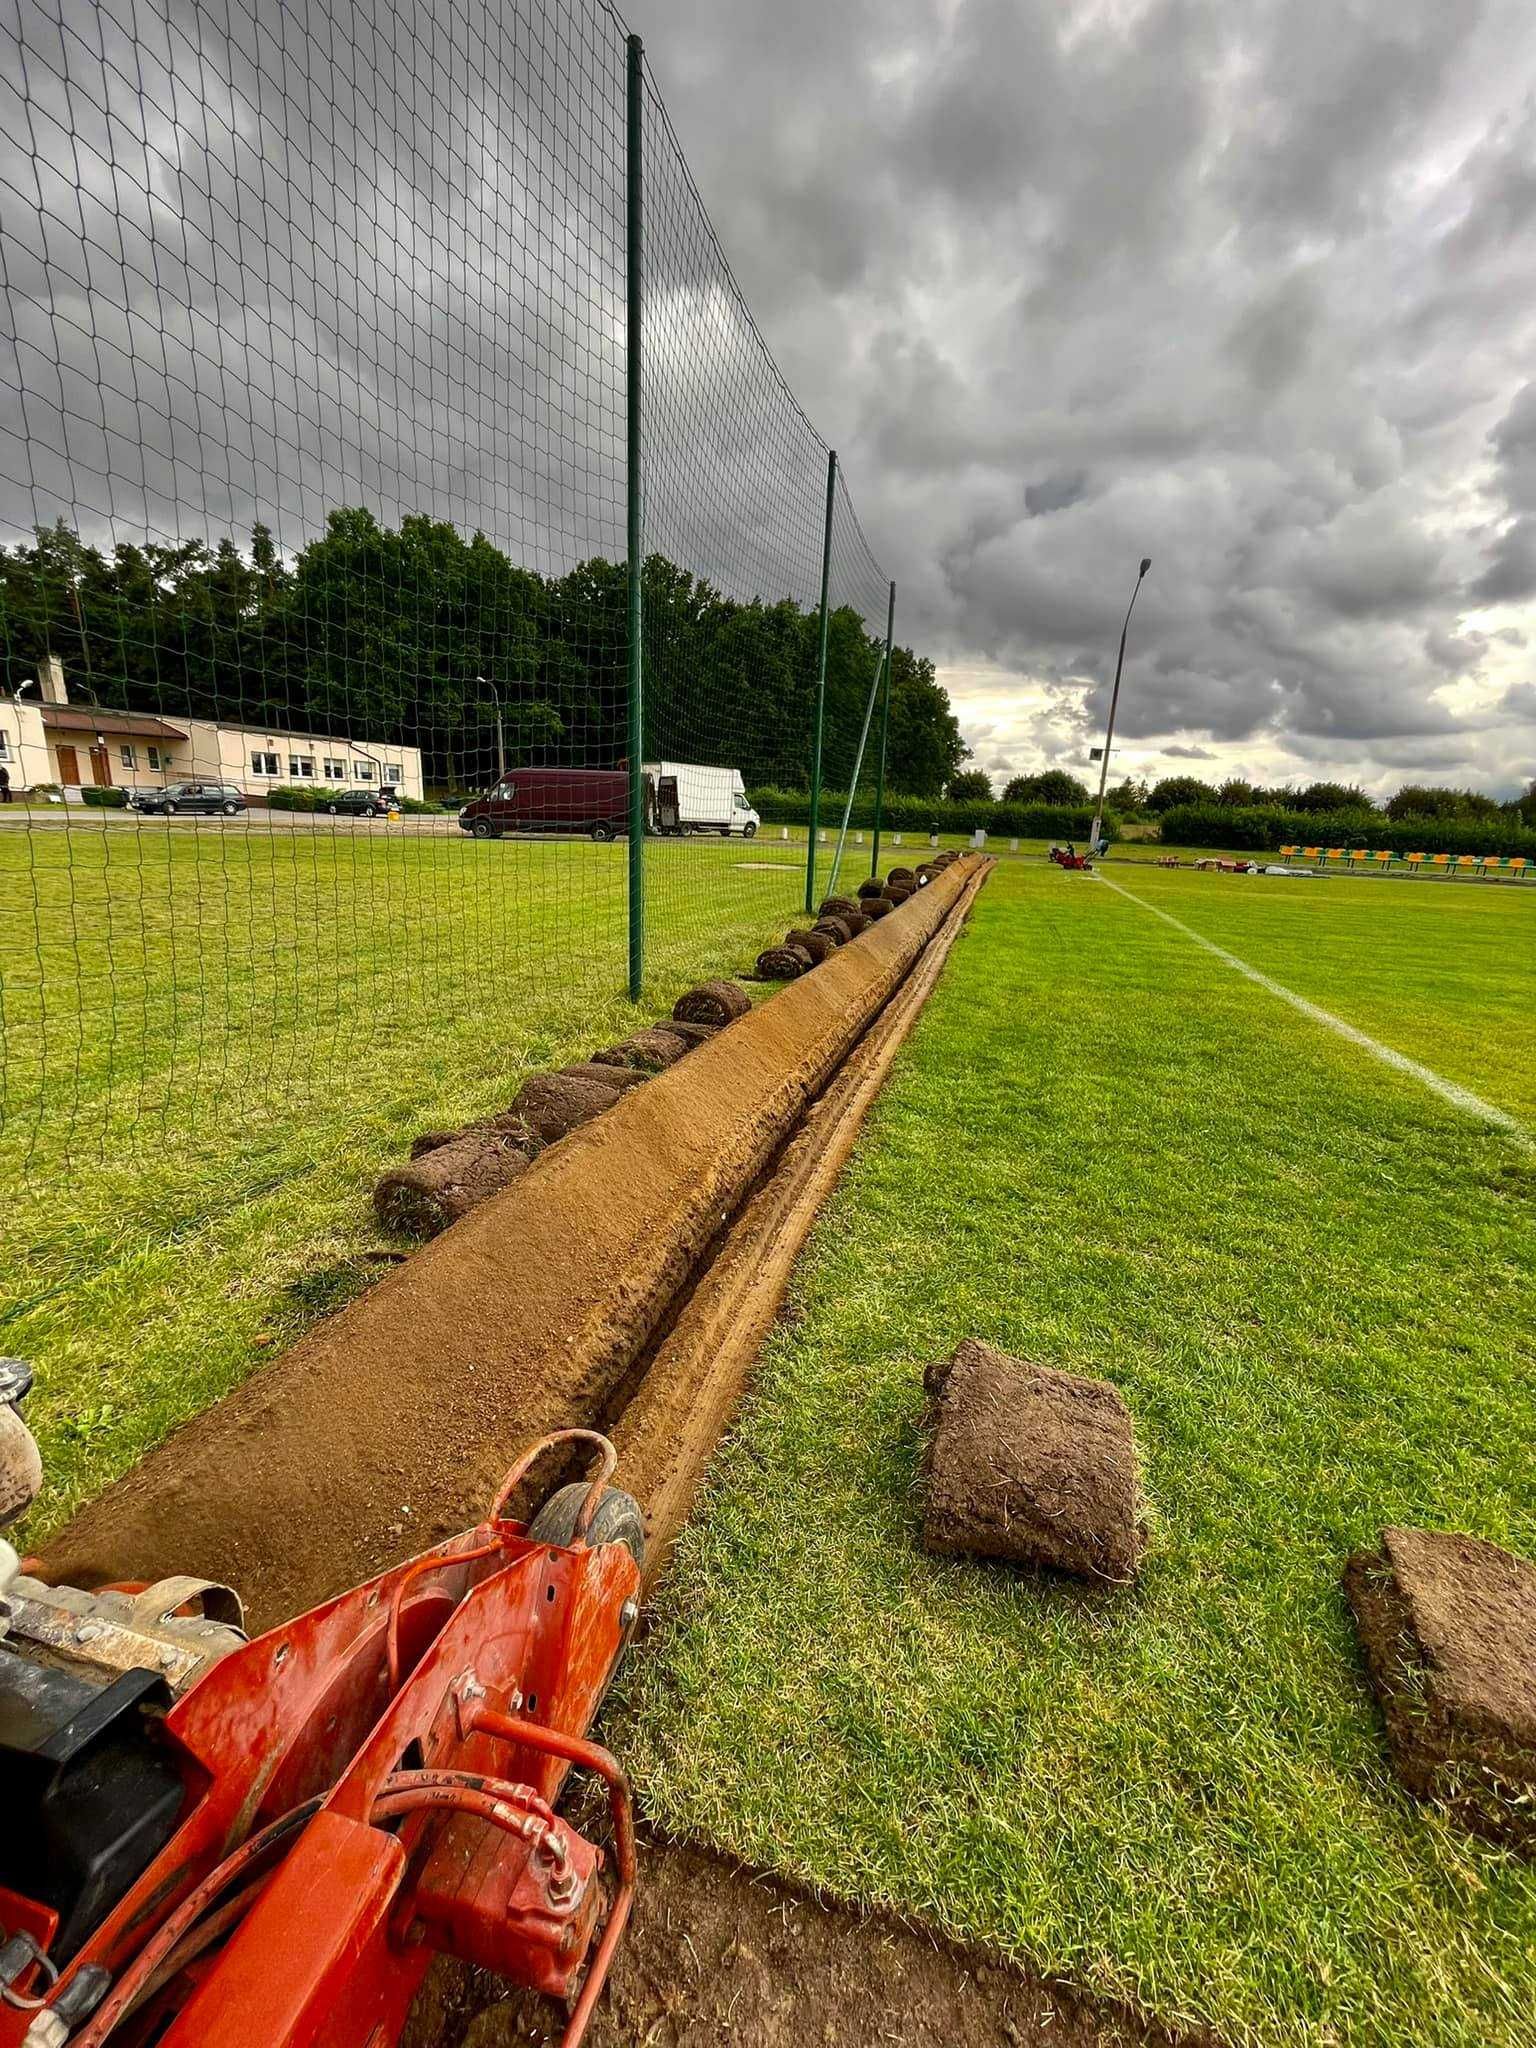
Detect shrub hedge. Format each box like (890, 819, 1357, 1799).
(81, 785, 129, 807)
(1158, 803, 1536, 858)
(747, 787, 1117, 842)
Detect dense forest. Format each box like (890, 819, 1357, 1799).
(0, 512, 968, 796)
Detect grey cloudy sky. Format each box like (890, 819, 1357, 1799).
(626, 0, 1536, 797)
(4, 0, 1534, 797)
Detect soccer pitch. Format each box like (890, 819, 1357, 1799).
(0, 820, 803, 1540)
(618, 860, 1536, 2048)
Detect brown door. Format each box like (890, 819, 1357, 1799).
(57, 744, 80, 786)
(89, 745, 111, 786)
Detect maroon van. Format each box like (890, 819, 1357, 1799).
(458, 767, 635, 840)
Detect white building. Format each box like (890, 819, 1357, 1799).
(0, 658, 423, 801)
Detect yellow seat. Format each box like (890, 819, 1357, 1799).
(1373, 850, 1391, 863)
(1279, 844, 1298, 858)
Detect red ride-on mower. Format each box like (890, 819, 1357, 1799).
(1048, 844, 1094, 871)
(0, 1376, 644, 2048)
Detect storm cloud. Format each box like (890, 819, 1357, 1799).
(624, 0, 1536, 796)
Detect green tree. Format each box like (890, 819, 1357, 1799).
(1147, 774, 1219, 813)
(1386, 784, 1500, 821)
(947, 768, 994, 802)
(1002, 769, 1090, 804)
(1217, 778, 1257, 807)
(1106, 776, 1148, 813)
(1294, 780, 1376, 814)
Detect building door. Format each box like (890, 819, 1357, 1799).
(89, 745, 112, 786)
(57, 744, 80, 786)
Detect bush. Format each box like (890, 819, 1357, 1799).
(81, 785, 128, 807)
(266, 783, 324, 811)
(747, 787, 1118, 842)
(1157, 803, 1536, 859)
(399, 796, 437, 814)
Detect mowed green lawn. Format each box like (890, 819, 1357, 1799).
(617, 861, 1536, 2048)
(0, 817, 806, 1542)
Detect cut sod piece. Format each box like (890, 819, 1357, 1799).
(373, 1131, 533, 1237)
(756, 944, 812, 980)
(508, 1070, 628, 1139)
(673, 979, 751, 1026)
(922, 1340, 1145, 1583)
(1344, 1526, 1536, 1852)
(590, 1027, 692, 1073)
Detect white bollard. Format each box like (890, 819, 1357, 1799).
(781, 825, 789, 841)
(818, 829, 827, 843)
(972, 828, 987, 849)
(893, 832, 903, 845)
(855, 831, 863, 845)
(1009, 837, 1019, 853)
(928, 833, 938, 848)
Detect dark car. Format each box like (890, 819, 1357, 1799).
(458, 767, 631, 839)
(132, 781, 246, 816)
(320, 789, 401, 818)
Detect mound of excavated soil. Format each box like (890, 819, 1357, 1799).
(922, 1341, 1144, 1583)
(375, 1133, 534, 1238)
(673, 979, 750, 1026)
(410, 1835, 1194, 2048)
(591, 1028, 692, 1072)
(787, 928, 836, 963)
(1344, 1526, 1536, 1851)
(509, 1071, 627, 1142)
(756, 945, 810, 980)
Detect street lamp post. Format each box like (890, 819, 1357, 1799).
(474, 674, 506, 784)
(1088, 557, 1151, 854)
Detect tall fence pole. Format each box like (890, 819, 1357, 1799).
(805, 447, 837, 915)
(870, 580, 895, 876)
(828, 644, 885, 896)
(625, 33, 646, 1002)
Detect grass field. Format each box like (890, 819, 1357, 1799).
(617, 861, 1536, 2048)
(0, 817, 807, 1541)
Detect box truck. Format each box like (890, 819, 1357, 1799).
(644, 762, 759, 837)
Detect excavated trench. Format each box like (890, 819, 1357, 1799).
(41, 855, 992, 1632)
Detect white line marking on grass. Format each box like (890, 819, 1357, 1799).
(1098, 875, 1535, 1153)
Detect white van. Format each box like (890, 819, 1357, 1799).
(644, 762, 760, 837)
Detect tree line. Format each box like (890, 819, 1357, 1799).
(949, 766, 1536, 826)
(0, 512, 969, 797)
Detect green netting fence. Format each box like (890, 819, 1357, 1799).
(0, 0, 935, 1211)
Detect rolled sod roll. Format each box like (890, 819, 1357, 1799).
(508, 1070, 629, 1142)
(818, 896, 861, 921)
(813, 917, 853, 945)
(887, 866, 916, 884)
(859, 895, 894, 919)
(673, 979, 751, 1027)
(786, 928, 836, 964)
(589, 1027, 693, 1073)
(856, 878, 887, 900)
(755, 944, 812, 980)
(653, 1019, 719, 1048)
(375, 1132, 533, 1238)
(558, 1060, 652, 1092)
(837, 910, 872, 935)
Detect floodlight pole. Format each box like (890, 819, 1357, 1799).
(474, 675, 505, 782)
(870, 581, 895, 877)
(1088, 556, 1151, 854)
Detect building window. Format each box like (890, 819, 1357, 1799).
(119, 744, 137, 769)
(251, 751, 279, 777)
(288, 755, 315, 778)
(384, 762, 403, 786)
(354, 762, 373, 781)
(0, 733, 11, 763)
(323, 758, 346, 781)
(147, 745, 164, 771)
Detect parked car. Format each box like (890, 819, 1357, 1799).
(131, 782, 246, 816)
(321, 789, 400, 818)
(458, 768, 631, 840)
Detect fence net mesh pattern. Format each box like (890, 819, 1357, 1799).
(0, 0, 892, 1232)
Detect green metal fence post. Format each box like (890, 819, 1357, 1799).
(625, 32, 646, 1002)
(870, 580, 895, 876)
(805, 447, 837, 914)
